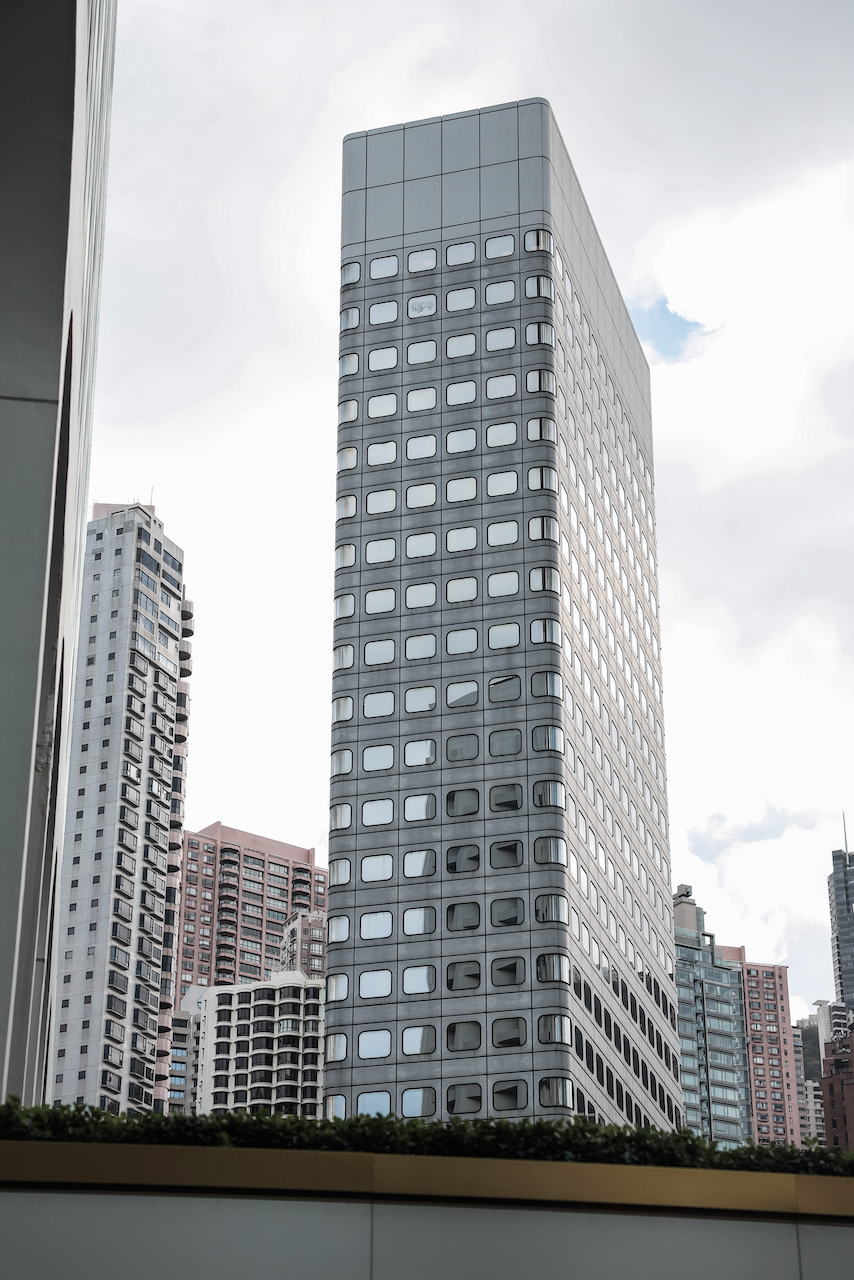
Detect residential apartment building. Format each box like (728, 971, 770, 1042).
(815, 998, 851, 1048)
(792, 1025, 825, 1147)
(195, 973, 324, 1116)
(282, 909, 327, 979)
(716, 944, 800, 1147)
(0, 0, 116, 1105)
(50, 505, 193, 1114)
(672, 886, 752, 1148)
(828, 850, 854, 1011)
(325, 99, 681, 1126)
(179, 823, 324, 995)
(820, 1032, 854, 1149)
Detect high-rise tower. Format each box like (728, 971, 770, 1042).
(325, 100, 680, 1126)
(50, 504, 193, 1114)
(828, 850, 854, 1010)
(0, 0, 117, 1106)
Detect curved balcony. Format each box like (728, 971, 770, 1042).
(181, 598, 194, 621)
(178, 639, 192, 662)
(179, 657, 193, 678)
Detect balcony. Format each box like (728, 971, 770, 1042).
(181, 598, 194, 622)
(180, 657, 193, 677)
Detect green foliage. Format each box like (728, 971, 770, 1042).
(1, 1096, 852, 1175)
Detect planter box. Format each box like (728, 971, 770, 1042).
(1, 1141, 852, 1280)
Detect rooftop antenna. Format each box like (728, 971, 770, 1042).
(150, 487, 154, 507)
(844, 812, 849, 854)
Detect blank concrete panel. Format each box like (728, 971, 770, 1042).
(405, 123, 441, 180)
(342, 188, 366, 246)
(442, 169, 479, 226)
(442, 113, 479, 173)
(799, 1222, 854, 1277)
(367, 183, 403, 240)
(519, 100, 546, 159)
(480, 161, 518, 219)
(404, 176, 441, 235)
(519, 156, 548, 215)
(479, 107, 518, 166)
(367, 128, 404, 187)
(0, 1193, 373, 1280)
(343, 134, 367, 192)
(373, 1204, 801, 1280)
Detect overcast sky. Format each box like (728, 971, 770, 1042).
(90, 0, 854, 1019)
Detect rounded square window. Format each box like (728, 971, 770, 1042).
(488, 623, 520, 650)
(490, 840, 522, 869)
(361, 854, 393, 882)
(406, 483, 437, 509)
(491, 898, 524, 927)
(447, 1083, 481, 1115)
(486, 521, 518, 547)
(532, 724, 564, 752)
(493, 1019, 526, 1050)
(488, 675, 521, 703)
(446, 380, 476, 406)
(402, 906, 436, 935)
(402, 1025, 436, 1055)
(331, 696, 353, 723)
(408, 248, 437, 273)
(357, 1090, 391, 1116)
(408, 294, 437, 318)
(404, 738, 436, 766)
(336, 495, 356, 520)
(446, 789, 479, 818)
(329, 803, 351, 831)
(446, 428, 477, 454)
(327, 973, 349, 1001)
(405, 685, 436, 714)
(487, 571, 518, 598)
(486, 471, 517, 497)
(490, 783, 522, 812)
(327, 916, 350, 943)
(446, 333, 476, 358)
(363, 744, 393, 771)
(407, 387, 437, 413)
(446, 476, 476, 503)
(407, 340, 437, 365)
(446, 961, 480, 992)
(341, 262, 361, 285)
(402, 965, 435, 995)
(405, 582, 437, 609)
(531, 670, 563, 698)
(360, 910, 393, 938)
(485, 280, 515, 305)
(447, 844, 479, 873)
(401, 1086, 436, 1117)
(485, 234, 514, 259)
(369, 301, 398, 325)
(489, 728, 521, 756)
(446, 526, 476, 552)
(339, 352, 359, 377)
(533, 779, 566, 808)
(367, 441, 397, 466)
(446, 241, 475, 265)
(370, 255, 398, 279)
(446, 576, 477, 603)
(329, 857, 351, 886)
(338, 445, 357, 470)
(368, 346, 398, 371)
(485, 327, 516, 351)
(366, 489, 396, 514)
(404, 793, 436, 822)
(362, 799, 393, 826)
(405, 532, 436, 558)
(403, 849, 436, 878)
(365, 639, 394, 665)
(535, 893, 569, 924)
(446, 680, 478, 709)
(493, 1079, 528, 1110)
(406, 435, 436, 460)
(332, 645, 353, 671)
(359, 970, 392, 999)
(340, 307, 360, 331)
(447, 1020, 480, 1051)
(405, 632, 436, 660)
(367, 394, 397, 419)
(365, 538, 395, 564)
(325, 1031, 348, 1060)
(446, 628, 477, 654)
(486, 374, 517, 400)
(446, 734, 478, 762)
(492, 957, 525, 987)
(363, 690, 394, 717)
(533, 837, 567, 865)
(487, 421, 517, 448)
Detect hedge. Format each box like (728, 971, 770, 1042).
(0, 1098, 850, 1174)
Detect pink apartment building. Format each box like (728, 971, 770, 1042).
(717, 945, 801, 1147)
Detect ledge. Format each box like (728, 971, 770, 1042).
(1, 1142, 854, 1221)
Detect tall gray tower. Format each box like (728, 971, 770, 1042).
(829, 849, 854, 1010)
(324, 100, 681, 1127)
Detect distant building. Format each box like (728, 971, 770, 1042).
(281, 909, 327, 979)
(0, 0, 117, 1107)
(820, 1032, 854, 1149)
(195, 973, 324, 1116)
(828, 850, 854, 1011)
(814, 998, 851, 1048)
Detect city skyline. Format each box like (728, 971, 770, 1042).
(82, 0, 854, 1024)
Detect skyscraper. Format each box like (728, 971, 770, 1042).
(50, 504, 193, 1114)
(325, 100, 680, 1126)
(828, 850, 854, 1010)
(0, 0, 117, 1106)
